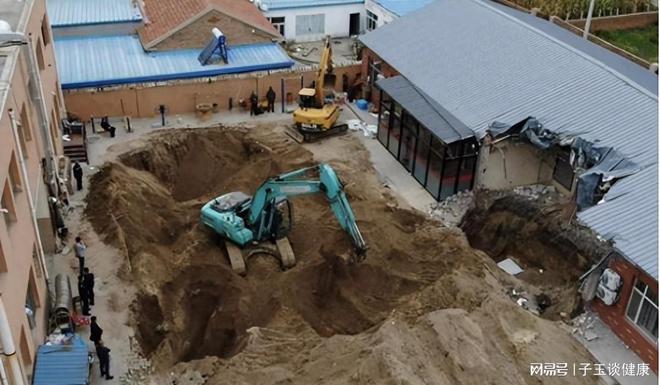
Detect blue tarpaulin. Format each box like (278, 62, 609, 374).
(33, 335, 90, 385)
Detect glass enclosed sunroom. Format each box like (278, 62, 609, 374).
(376, 76, 479, 201)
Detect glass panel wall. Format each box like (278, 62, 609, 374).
(413, 128, 431, 185)
(377, 92, 392, 146)
(376, 89, 478, 202)
(388, 113, 401, 156)
(399, 112, 417, 171)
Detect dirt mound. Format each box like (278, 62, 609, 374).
(86, 126, 600, 383)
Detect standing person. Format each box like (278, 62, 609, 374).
(83, 268, 95, 306)
(74, 236, 86, 277)
(266, 86, 276, 113)
(96, 341, 114, 380)
(78, 276, 90, 316)
(72, 161, 83, 191)
(90, 316, 103, 345)
(249, 91, 258, 116)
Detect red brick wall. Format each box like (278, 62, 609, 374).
(569, 12, 658, 32)
(592, 257, 658, 372)
(360, 48, 399, 108)
(154, 10, 275, 50)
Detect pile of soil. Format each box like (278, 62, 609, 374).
(86, 126, 601, 384)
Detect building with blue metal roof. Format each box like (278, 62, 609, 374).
(33, 335, 90, 385)
(359, 0, 658, 367)
(54, 35, 295, 89)
(47, 0, 143, 27)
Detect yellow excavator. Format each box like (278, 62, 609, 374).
(288, 38, 348, 143)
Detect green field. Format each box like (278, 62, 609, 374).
(596, 24, 659, 63)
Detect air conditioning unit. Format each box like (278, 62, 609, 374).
(595, 268, 622, 306)
(599, 268, 622, 292)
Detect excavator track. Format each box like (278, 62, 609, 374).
(276, 237, 296, 269)
(286, 124, 348, 143)
(224, 241, 247, 275)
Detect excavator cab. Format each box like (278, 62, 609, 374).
(298, 88, 317, 109)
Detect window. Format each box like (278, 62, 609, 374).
(368, 60, 382, 86)
(626, 280, 658, 338)
(26, 273, 39, 329)
(268, 16, 285, 35)
(41, 16, 51, 46)
(1, 181, 17, 225)
(295, 14, 324, 37)
(36, 38, 45, 71)
(553, 150, 574, 190)
(20, 104, 33, 141)
(8, 152, 22, 193)
(32, 245, 42, 278)
(366, 10, 378, 31)
(413, 127, 431, 185)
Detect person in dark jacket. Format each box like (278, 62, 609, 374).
(78, 276, 90, 316)
(266, 86, 276, 113)
(72, 161, 83, 191)
(90, 316, 103, 345)
(249, 92, 259, 116)
(96, 340, 114, 380)
(83, 268, 95, 306)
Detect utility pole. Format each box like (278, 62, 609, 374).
(583, 0, 596, 39)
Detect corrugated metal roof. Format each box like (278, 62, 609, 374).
(54, 35, 295, 89)
(33, 335, 89, 385)
(261, 0, 363, 10)
(360, 0, 658, 279)
(377, 75, 473, 143)
(373, 0, 434, 16)
(47, 0, 143, 27)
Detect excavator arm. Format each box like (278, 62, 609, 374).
(248, 164, 366, 255)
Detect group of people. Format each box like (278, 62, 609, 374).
(74, 235, 114, 380)
(249, 86, 277, 116)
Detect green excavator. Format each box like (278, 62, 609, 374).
(200, 163, 366, 275)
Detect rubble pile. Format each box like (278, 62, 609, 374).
(428, 190, 475, 227)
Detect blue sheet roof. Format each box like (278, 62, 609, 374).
(47, 0, 143, 27)
(54, 35, 295, 89)
(373, 0, 434, 16)
(33, 335, 89, 385)
(261, 0, 363, 10)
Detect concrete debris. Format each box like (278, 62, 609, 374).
(571, 312, 598, 340)
(428, 190, 475, 227)
(346, 119, 377, 138)
(511, 184, 557, 202)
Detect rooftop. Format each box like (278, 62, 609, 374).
(54, 34, 294, 89)
(260, 0, 363, 11)
(47, 0, 143, 27)
(372, 0, 434, 16)
(33, 335, 89, 385)
(0, 0, 30, 116)
(360, 0, 658, 279)
(139, 0, 279, 49)
(377, 75, 473, 143)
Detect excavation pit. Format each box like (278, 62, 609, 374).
(86, 127, 465, 368)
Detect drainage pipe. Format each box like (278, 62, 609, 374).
(0, 295, 25, 385)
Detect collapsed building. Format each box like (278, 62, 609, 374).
(359, 0, 658, 369)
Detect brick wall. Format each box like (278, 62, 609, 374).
(569, 12, 658, 32)
(153, 10, 276, 50)
(62, 65, 361, 120)
(360, 48, 399, 108)
(592, 257, 658, 372)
